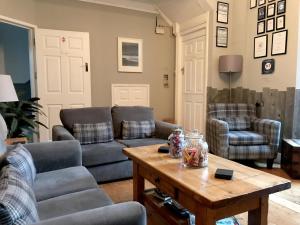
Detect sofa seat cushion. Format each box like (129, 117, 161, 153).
(34, 166, 98, 201)
(118, 138, 167, 148)
(228, 131, 268, 146)
(82, 141, 128, 167)
(228, 145, 273, 160)
(37, 188, 113, 220)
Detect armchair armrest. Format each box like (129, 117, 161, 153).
(206, 118, 229, 158)
(23, 140, 82, 173)
(52, 125, 75, 141)
(155, 120, 181, 139)
(252, 118, 281, 156)
(33, 202, 146, 225)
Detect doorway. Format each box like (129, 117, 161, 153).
(0, 22, 36, 100)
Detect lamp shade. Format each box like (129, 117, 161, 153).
(219, 55, 243, 73)
(0, 75, 18, 102)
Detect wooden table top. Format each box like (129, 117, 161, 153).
(124, 144, 291, 208)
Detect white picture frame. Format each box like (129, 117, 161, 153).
(118, 37, 143, 73)
(254, 35, 268, 58)
(271, 30, 288, 56)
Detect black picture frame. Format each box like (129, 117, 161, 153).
(258, 0, 266, 6)
(217, 1, 229, 24)
(254, 35, 268, 59)
(267, 3, 276, 17)
(257, 21, 265, 34)
(216, 26, 228, 48)
(271, 30, 288, 56)
(266, 18, 275, 32)
(250, 0, 257, 9)
(277, 0, 286, 15)
(258, 6, 266, 20)
(276, 15, 286, 30)
(262, 59, 275, 74)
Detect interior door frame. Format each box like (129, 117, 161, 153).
(174, 12, 210, 133)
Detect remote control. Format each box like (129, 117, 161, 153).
(164, 200, 190, 218)
(153, 189, 171, 202)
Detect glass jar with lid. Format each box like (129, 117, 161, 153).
(168, 128, 185, 158)
(182, 130, 208, 168)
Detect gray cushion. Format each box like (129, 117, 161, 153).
(37, 188, 113, 220)
(60, 107, 112, 132)
(122, 120, 155, 139)
(5, 144, 36, 186)
(34, 166, 98, 201)
(228, 131, 269, 145)
(118, 138, 167, 148)
(112, 106, 154, 138)
(82, 141, 128, 167)
(0, 165, 39, 224)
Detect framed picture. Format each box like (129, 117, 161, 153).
(254, 35, 268, 58)
(257, 21, 265, 34)
(267, 3, 275, 17)
(217, 1, 229, 24)
(266, 18, 275, 32)
(258, 0, 266, 6)
(216, 26, 228, 48)
(276, 15, 286, 30)
(250, 0, 257, 9)
(262, 59, 275, 74)
(277, 0, 286, 15)
(258, 6, 266, 20)
(268, 0, 275, 2)
(271, 30, 288, 56)
(118, 37, 143, 73)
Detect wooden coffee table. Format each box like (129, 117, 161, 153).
(123, 144, 291, 225)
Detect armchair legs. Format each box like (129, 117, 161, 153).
(267, 159, 274, 169)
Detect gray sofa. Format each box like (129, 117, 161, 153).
(52, 106, 178, 183)
(7, 140, 146, 225)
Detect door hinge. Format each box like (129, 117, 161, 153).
(85, 63, 89, 72)
(33, 38, 36, 46)
(181, 67, 185, 74)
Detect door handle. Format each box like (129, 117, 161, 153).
(85, 63, 89, 72)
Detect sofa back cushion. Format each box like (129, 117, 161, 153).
(208, 104, 256, 119)
(73, 122, 114, 144)
(0, 165, 39, 225)
(219, 117, 251, 131)
(111, 106, 154, 138)
(60, 107, 112, 133)
(122, 120, 155, 139)
(5, 144, 36, 187)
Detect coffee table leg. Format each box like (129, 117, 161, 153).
(196, 207, 216, 225)
(248, 196, 268, 225)
(133, 162, 145, 203)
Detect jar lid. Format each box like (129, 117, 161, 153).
(185, 129, 203, 139)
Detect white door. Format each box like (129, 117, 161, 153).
(182, 30, 207, 133)
(36, 29, 91, 141)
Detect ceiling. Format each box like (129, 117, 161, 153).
(78, 0, 213, 24)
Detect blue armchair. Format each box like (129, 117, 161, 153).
(206, 103, 281, 168)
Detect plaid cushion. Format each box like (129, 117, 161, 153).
(228, 145, 274, 160)
(228, 131, 268, 145)
(0, 165, 39, 225)
(122, 120, 155, 140)
(5, 144, 36, 187)
(73, 122, 114, 145)
(208, 104, 256, 119)
(219, 117, 251, 130)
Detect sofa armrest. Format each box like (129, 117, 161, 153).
(252, 118, 281, 157)
(33, 202, 146, 225)
(23, 140, 82, 173)
(52, 125, 75, 141)
(155, 120, 181, 139)
(206, 118, 229, 158)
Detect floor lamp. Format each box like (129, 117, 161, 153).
(0, 75, 18, 153)
(219, 55, 243, 102)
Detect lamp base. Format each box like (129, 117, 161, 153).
(0, 114, 7, 154)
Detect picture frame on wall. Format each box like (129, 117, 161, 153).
(217, 1, 229, 24)
(266, 18, 275, 32)
(257, 21, 265, 34)
(276, 15, 286, 30)
(254, 35, 268, 59)
(258, 6, 266, 20)
(268, 0, 275, 2)
(216, 26, 228, 48)
(277, 0, 286, 15)
(118, 37, 143, 73)
(258, 0, 266, 6)
(250, 0, 257, 9)
(267, 3, 275, 17)
(262, 59, 275, 74)
(271, 30, 288, 56)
